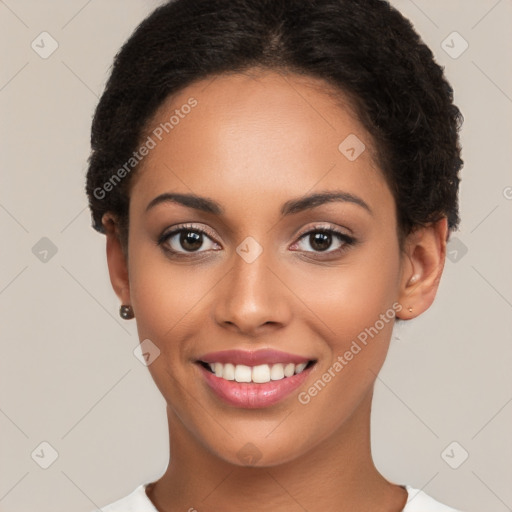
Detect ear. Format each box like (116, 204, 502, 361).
(396, 217, 448, 320)
(101, 212, 131, 306)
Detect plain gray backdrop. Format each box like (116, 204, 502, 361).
(1, 1, 511, 511)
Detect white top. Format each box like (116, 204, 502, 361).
(97, 483, 462, 511)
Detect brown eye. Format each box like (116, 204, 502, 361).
(158, 225, 220, 255)
(179, 230, 203, 251)
(308, 232, 332, 252)
(292, 227, 356, 256)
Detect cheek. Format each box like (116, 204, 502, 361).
(127, 241, 204, 355)
(127, 248, 206, 404)
(289, 250, 400, 441)
(298, 245, 401, 348)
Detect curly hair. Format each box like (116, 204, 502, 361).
(85, 0, 463, 251)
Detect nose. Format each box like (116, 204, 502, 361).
(213, 247, 292, 337)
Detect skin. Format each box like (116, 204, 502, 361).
(102, 68, 447, 512)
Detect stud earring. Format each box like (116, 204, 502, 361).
(408, 306, 413, 313)
(408, 274, 420, 285)
(119, 304, 134, 319)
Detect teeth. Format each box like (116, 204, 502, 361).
(252, 364, 271, 383)
(223, 363, 235, 381)
(234, 364, 252, 383)
(204, 361, 310, 383)
(270, 363, 284, 380)
(284, 363, 295, 377)
(295, 362, 307, 374)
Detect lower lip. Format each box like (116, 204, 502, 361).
(198, 363, 314, 409)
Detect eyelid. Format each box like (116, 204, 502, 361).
(157, 223, 219, 247)
(294, 222, 352, 240)
(290, 222, 356, 254)
(157, 221, 356, 255)
(181, 223, 217, 241)
(158, 222, 350, 242)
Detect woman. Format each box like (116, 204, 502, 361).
(86, 0, 464, 510)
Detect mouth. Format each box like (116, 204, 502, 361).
(195, 349, 317, 409)
(197, 359, 316, 383)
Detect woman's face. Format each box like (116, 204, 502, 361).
(121, 69, 408, 465)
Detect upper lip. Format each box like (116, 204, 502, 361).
(197, 349, 313, 366)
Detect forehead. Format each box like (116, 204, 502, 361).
(130, 69, 392, 220)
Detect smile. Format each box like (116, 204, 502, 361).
(200, 361, 314, 383)
(196, 349, 317, 408)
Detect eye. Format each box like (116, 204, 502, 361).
(157, 224, 220, 255)
(291, 224, 356, 255)
(157, 223, 356, 258)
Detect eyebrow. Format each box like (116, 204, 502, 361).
(145, 190, 372, 217)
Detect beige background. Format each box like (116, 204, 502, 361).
(1, 1, 511, 511)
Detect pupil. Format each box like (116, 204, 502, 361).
(311, 232, 331, 251)
(181, 231, 202, 251)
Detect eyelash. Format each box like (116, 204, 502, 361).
(157, 223, 356, 259)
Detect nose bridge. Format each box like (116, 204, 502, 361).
(232, 245, 270, 295)
(231, 240, 275, 305)
(215, 237, 286, 332)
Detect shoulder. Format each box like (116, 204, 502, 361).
(94, 483, 158, 512)
(403, 485, 463, 512)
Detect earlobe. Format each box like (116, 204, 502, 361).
(102, 213, 131, 306)
(396, 217, 448, 320)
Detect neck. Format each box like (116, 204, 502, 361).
(147, 389, 407, 512)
